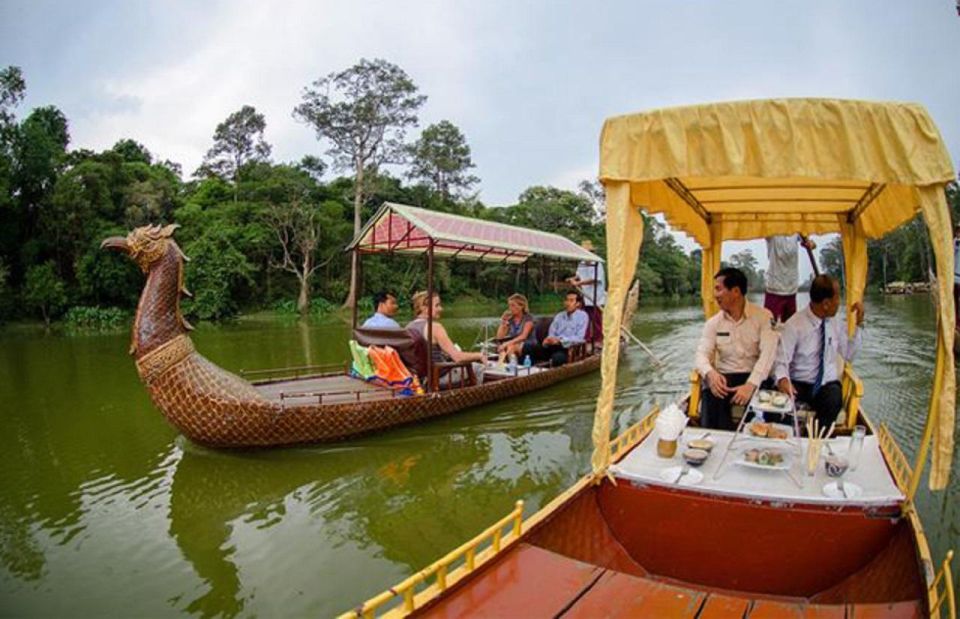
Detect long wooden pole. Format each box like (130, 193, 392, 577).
(801, 235, 820, 276)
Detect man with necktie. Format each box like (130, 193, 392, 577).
(773, 274, 865, 427)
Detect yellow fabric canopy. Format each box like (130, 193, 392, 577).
(591, 98, 956, 490)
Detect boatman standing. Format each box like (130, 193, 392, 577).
(566, 240, 606, 345)
(764, 234, 816, 323)
(773, 274, 864, 428)
(694, 267, 779, 430)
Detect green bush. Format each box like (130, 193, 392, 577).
(63, 306, 130, 332)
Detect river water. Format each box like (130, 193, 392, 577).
(0, 295, 957, 617)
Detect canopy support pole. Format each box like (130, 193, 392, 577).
(427, 240, 435, 393)
(351, 248, 360, 329)
(665, 178, 712, 225)
(847, 184, 886, 223)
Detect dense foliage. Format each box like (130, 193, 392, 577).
(2, 61, 954, 328)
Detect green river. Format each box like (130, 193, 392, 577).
(1, 295, 957, 617)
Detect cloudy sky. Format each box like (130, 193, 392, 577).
(2, 1, 959, 267)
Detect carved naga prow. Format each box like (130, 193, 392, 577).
(102, 225, 267, 446)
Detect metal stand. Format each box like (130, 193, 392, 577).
(713, 391, 804, 488)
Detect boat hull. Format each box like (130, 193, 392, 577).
(145, 349, 601, 448)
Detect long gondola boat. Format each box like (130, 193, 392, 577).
(102, 204, 611, 448)
(344, 99, 957, 618)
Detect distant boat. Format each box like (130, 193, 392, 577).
(102, 205, 609, 448)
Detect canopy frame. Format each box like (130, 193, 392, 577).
(347, 202, 603, 392)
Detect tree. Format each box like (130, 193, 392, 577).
(24, 261, 67, 326)
(407, 120, 478, 202)
(200, 105, 271, 201)
(293, 58, 426, 309)
(725, 249, 764, 292)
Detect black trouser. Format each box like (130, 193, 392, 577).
(700, 372, 751, 431)
(521, 342, 569, 367)
(793, 380, 843, 428)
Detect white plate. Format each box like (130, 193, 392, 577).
(750, 390, 793, 413)
(659, 465, 704, 486)
(822, 481, 863, 499)
(733, 452, 792, 471)
(744, 422, 795, 440)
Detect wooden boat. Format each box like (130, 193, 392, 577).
(343, 99, 957, 617)
(101, 204, 609, 448)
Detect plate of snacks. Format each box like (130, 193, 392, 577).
(735, 447, 791, 470)
(747, 421, 791, 440)
(751, 389, 792, 413)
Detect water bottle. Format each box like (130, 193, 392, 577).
(523, 355, 532, 369)
(508, 353, 518, 374)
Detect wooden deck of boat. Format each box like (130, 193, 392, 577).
(417, 543, 923, 618)
(253, 374, 397, 405)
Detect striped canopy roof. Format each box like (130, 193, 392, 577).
(347, 202, 602, 264)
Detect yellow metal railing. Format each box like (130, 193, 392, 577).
(930, 550, 956, 619)
(611, 406, 659, 462)
(341, 500, 525, 619)
(341, 407, 661, 618)
(877, 422, 913, 496)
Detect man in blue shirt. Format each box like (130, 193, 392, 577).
(522, 291, 589, 366)
(362, 291, 401, 328)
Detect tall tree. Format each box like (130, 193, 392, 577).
(293, 58, 426, 309)
(200, 105, 271, 202)
(407, 120, 478, 202)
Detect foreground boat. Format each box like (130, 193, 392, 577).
(102, 204, 607, 448)
(344, 99, 956, 617)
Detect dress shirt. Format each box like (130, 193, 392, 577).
(774, 306, 862, 384)
(765, 235, 800, 295)
(548, 309, 589, 347)
(576, 261, 607, 307)
(695, 301, 778, 387)
(362, 312, 400, 328)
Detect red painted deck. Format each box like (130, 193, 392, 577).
(415, 543, 923, 618)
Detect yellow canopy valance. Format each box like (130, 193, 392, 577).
(591, 98, 956, 491)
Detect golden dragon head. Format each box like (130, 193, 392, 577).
(101, 224, 188, 273)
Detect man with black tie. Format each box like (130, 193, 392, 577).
(773, 275, 864, 427)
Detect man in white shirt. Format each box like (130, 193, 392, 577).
(567, 240, 606, 345)
(764, 234, 816, 323)
(362, 291, 400, 328)
(694, 268, 779, 430)
(774, 275, 864, 428)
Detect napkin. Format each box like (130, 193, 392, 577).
(656, 404, 688, 441)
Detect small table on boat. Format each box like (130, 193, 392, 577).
(610, 429, 904, 507)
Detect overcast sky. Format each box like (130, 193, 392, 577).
(2, 1, 958, 270)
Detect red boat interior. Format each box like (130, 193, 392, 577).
(416, 482, 926, 618)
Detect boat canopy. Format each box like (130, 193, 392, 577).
(591, 98, 956, 490)
(347, 202, 603, 264)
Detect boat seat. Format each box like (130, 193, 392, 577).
(530, 315, 589, 363)
(353, 326, 476, 391)
(686, 364, 863, 429)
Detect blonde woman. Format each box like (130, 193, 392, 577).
(495, 293, 537, 359)
(408, 291, 484, 366)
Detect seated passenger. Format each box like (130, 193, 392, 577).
(521, 291, 588, 367)
(407, 291, 484, 365)
(496, 293, 537, 358)
(362, 290, 400, 328)
(774, 274, 864, 428)
(694, 267, 778, 430)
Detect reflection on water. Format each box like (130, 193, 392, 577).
(0, 295, 957, 616)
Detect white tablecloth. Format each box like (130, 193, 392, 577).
(611, 430, 904, 507)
